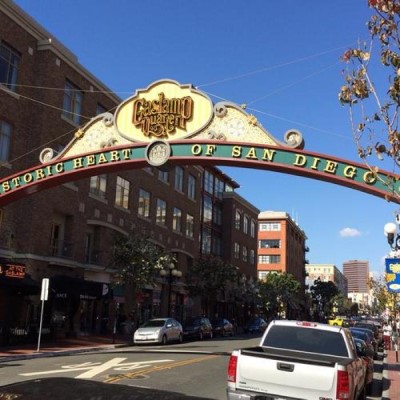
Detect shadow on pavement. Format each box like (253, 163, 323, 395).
(0, 377, 214, 400)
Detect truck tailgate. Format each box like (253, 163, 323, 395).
(236, 350, 342, 399)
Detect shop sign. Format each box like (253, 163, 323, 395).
(115, 79, 214, 143)
(386, 258, 400, 292)
(0, 263, 25, 278)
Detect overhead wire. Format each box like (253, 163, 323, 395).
(1, 43, 353, 165)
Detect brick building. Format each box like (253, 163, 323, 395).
(257, 210, 308, 286)
(0, 0, 258, 344)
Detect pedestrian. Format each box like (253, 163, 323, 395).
(383, 321, 393, 350)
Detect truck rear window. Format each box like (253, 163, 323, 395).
(261, 326, 348, 357)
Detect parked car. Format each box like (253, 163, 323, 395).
(350, 327, 378, 356)
(183, 316, 213, 340)
(243, 317, 268, 333)
(349, 327, 377, 360)
(211, 318, 234, 337)
(133, 318, 183, 345)
(354, 337, 374, 395)
(354, 321, 383, 348)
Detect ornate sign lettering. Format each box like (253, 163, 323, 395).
(132, 92, 193, 138)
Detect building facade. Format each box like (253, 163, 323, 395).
(305, 263, 348, 296)
(257, 211, 308, 286)
(0, 0, 258, 344)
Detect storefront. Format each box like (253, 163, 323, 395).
(50, 275, 111, 337)
(0, 261, 40, 345)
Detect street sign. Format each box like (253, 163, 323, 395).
(40, 278, 49, 301)
(385, 258, 400, 292)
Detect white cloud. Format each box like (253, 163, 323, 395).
(340, 227, 362, 237)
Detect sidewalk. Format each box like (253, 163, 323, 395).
(383, 348, 400, 400)
(0, 333, 131, 361)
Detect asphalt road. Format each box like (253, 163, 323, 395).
(0, 334, 386, 400)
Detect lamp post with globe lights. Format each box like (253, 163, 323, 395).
(160, 262, 182, 317)
(384, 217, 400, 328)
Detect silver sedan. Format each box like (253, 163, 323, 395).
(133, 318, 183, 345)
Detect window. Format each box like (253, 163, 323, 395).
(89, 175, 107, 199)
(156, 198, 166, 225)
(242, 246, 248, 262)
(250, 249, 255, 264)
(0, 120, 11, 162)
(259, 222, 281, 231)
(63, 80, 83, 125)
(243, 216, 249, 234)
(212, 235, 222, 256)
(186, 214, 194, 238)
(259, 239, 281, 248)
(235, 210, 241, 230)
(0, 42, 20, 91)
(203, 195, 213, 223)
(214, 177, 224, 199)
(138, 189, 151, 217)
(204, 170, 214, 194)
(173, 207, 182, 232)
(96, 103, 107, 115)
(234, 242, 240, 259)
(115, 176, 130, 209)
(201, 227, 211, 254)
(250, 220, 256, 238)
(175, 167, 184, 192)
(158, 168, 169, 183)
(213, 203, 222, 225)
(188, 174, 196, 200)
(258, 255, 281, 264)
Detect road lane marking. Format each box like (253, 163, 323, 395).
(19, 358, 174, 379)
(104, 354, 219, 383)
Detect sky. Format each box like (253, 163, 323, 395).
(11, 0, 400, 276)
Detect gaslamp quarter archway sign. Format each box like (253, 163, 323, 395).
(0, 79, 399, 206)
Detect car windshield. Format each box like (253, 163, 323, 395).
(141, 320, 166, 328)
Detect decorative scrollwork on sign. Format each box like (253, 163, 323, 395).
(214, 103, 227, 118)
(39, 148, 57, 164)
(208, 130, 226, 141)
(284, 129, 304, 149)
(102, 112, 115, 127)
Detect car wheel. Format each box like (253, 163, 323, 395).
(178, 333, 183, 343)
(161, 335, 167, 345)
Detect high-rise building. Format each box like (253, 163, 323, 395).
(342, 260, 369, 293)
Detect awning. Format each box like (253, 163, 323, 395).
(51, 275, 111, 300)
(0, 273, 40, 295)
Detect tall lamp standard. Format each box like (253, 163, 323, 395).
(160, 262, 182, 317)
(384, 219, 400, 323)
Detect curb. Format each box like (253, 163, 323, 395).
(0, 343, 129, 363)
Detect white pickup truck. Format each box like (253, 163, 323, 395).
(227, 320, 367, 400)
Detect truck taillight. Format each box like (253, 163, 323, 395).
(336, 370, 350, 399)
(227, 354, 238, 382)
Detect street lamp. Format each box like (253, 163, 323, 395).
(384, 220, 400, 253)
(160, 262, 182, 317)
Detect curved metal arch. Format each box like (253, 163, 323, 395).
(0, 140, 399, 206)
